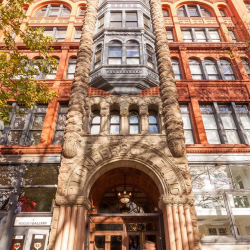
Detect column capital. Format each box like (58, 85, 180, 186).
(55, 195, 91, 210)
(158, 196, 194, 210)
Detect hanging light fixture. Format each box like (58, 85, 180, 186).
(118, 174, 132, 204)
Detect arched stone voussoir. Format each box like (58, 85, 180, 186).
(59, 142, 189, 202)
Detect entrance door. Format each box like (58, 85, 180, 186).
(128, 231, 158, 250)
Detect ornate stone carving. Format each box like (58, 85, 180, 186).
(62, 133, 82, 158)
(55, 195, 91, 210)
(158, 195, 194, 210)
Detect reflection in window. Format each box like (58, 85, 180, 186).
(126, 12, 138, 27)
(146, 45, 154, 68)
(230, 165, 250, 190)
(219, 59, 236, 80)
(204, 59, 220, 80)
(126, 41, 140, 65)
(189, 59, 204, 80)
(94, 44, 102, 68)
(143, 15, 150, 31)
(171, 58, 182, 80)
(91, 111, 101, 134)
(242, 58, 250, 78)
(0, 166, 19, 185)
(110, 111, 120, 134)
(67, 58, 77, 79)
(33, 58, 58, 79)
(98, 15, 105, 31)
(35, 4, 70, 17)
(180, 104, 194, 143)
(53, 104, 68, 144)
(129, 111, 139, 134)
(0, 190, 12, 210)
(148, 111, 158, 134)
(194, 195, 232, 236)
(236, 104, 250, 142)
(17, 188, 56, 212)
(110, 12, 122, 28)
(108, 41, 122, 65)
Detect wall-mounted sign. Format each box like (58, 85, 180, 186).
(14, 217, 52, 226)
(10, 235, 25, 250)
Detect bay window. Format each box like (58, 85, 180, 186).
(126, 41, 140, 65)
(146, 45, 154, 68)
(126, 12, 138, 27)
(143, 15, 151, 31)
(108, 41, 122, 65)
(110, 12, 122, 28)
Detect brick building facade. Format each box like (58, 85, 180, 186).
(0, 0, 250, 250)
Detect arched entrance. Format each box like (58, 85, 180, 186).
(87, 167, 165, 250)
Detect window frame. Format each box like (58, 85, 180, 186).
(129, 110, 140, 135)
(126, 41, 140, 65)
(148, 111, 159, 134)
(125, 12, 138, 28)
(171, 58, 182, 80)
(90, 110, 101, 135)
(108, 41, 122, 65)
(218, 59, 236, 80)
(177, 4, 212, 17)
(110, 111, 120, 135)
(66, 57, 77, 79)
(189, 58, 205, 80)
(242, 58, 250, 78)
(35, 4, 71, 17)
(182, 28, 221, 42)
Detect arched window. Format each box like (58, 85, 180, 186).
(148, 111, 159, 134)
(219, 59, 236, 80)
(171, 58, 182, 79)
(66, 57, 77, 79)
(162, 10, 169, 17)
(146, 45, 154, 68)
(188, 59, 204, 80)
(110, 111, 120, 134)
(126, 41, 140, 65)
(219, 9, 227, 17)
(129, 111, 140, 134)
(242, 58, 250, 78)
(108, 41, 122, 65)
(90, 110, 101, 134)
(35, 4, 70, 17)
(204, 59, 220, 80)
(94, 44, 102, 69)
(78, 8, 85, 16)
(177, 4, 211, 17)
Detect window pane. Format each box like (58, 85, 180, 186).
(68, 63, 76, 73)
(126, 13, 137, 21)
(111, 13, 122, 21)
(220, 114, 236, 129)
(209, 30, 220, 42)
(205, 64, 218, 74)
(17, 188, 56, 212)
(95, 236, 105, 250)
(167, 30, 174, 42)
(190, 64, 202, 74)
(111, 235, 122, 250)
(225, 130, 240, 144)
(195, 30, 206, 42)
(62, 7, 71, 17)
(36, 9, 46, 17)
(109, 47, 122, 57)
(177, 7, 186, 17)
(148, 116, 157, 124)
(9, 131, 23, 145)
(202, 114, 217, 129)
(92, 116, 101, 124)
(149, 125, 158, 134)
(181, 113, 192, 129)
(110, 125, 119, 134)
(32, 114, 46, 130)
(110, 22, 122, 28)
(184, 130, 194, 144)
(190, 166, 211, 190)
(206, 130, 221, 144)
(182, 30, 192, 42)
(53, 131, 64, 144)
(126, 58, 139, 64)
(195, 195, 232, 236)
(27, 131, 42, 145)
(0, 190, 12, 210)
(13, 113, 27, 129)
(24, 166, 59, 185)
(108, 59, 122, 65)
(110, 115, 120, 123)
(129, 116, 139, 124)
(56, 114, 66, 130)
(130, 125, 139, 134)
(230, 166, 250, 190)
(239, 114, 250, 129)
(188, 6, 199, 17)
(201, 9, 211, 17)
(228, 194, 250, 235)
(91, 125, 100, 135)
(0, 166, 19, 185)
(126, 47, 139, 57)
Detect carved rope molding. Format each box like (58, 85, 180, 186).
(150, 0, 186, 158)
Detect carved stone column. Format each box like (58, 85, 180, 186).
(159, 196, 202, 250)
(120, 101, 129, 135)
(139, 105, 149, 134)
(100, 107, 109, 135)
(149, 0, 185, 157)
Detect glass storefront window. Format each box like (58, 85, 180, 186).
(23, 166, 59, 185)
(190, 166, 211, 190)
(17, 188, 56, 212)
(0, 166, 19, 186)
(228, 193, 250, 235)
(230, 166, 250, 190)
(194, 195, 232, 236)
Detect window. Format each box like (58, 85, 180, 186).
(129, 111, 139, 134)
(35, 4, 70, 17)
(126, 12, 138, 27)
(171, 59, 182, 80)
(110, 111, 120, 134)
(219, 59, 236, 80)
(108, 41, 122, 65)
(148, 111, 159, 134)
(177, 4, 211, 17)
(180, 104, 194, 143)
(126, 41, 140, 65)
(90, 110, 101, 134)
(67, 58, 77, 79)
(98, 15, 105, 31)
(94, 44, 102, 68)
(74, 27, 82, 41)
(228, 29, 237, 42)
(219, 9, 226, 17)
(33, 58, 58, 79)
(191, 164, 250, 238)
(200, 104, 221, 144)
(146, 45, 154, 69)
(53, 104, 68, 144)
(143, 15, 151, 31)
(78, 8, 85, 16)
(189, 59, 204, 80)
(200, 103, 250, 144)
(43, 27, 66, 42)
(242, 58, 250, 78)
(0, 104, 47, 145)
(167, 29, 174, 42)
(204, 59, 220, 80)
(162, 10, 169, 17)
(182, 29, 221, 42)
(110, 12, 122, 28)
